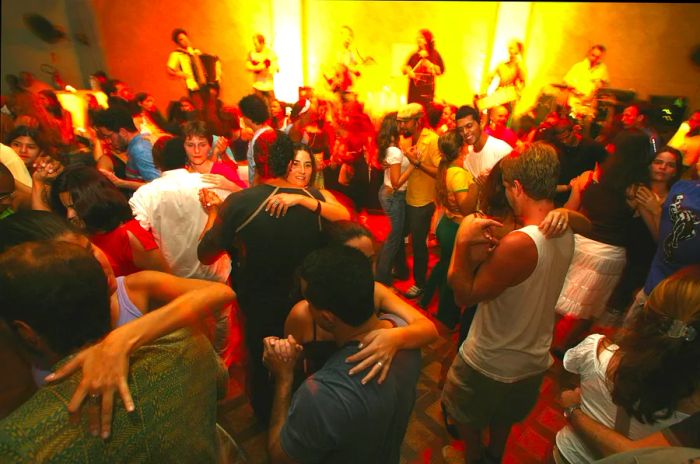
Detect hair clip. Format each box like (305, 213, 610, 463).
(667, 319, 697, 342)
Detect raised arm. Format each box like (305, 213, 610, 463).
(46, 275, 235, 438)
(448, 215, 535, 308)
(345, 282, 438, 383)
(264, 191, 350, 222)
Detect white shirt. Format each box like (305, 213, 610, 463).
(383, 146, 410, 191)
(129, 169, 231, 282)
(460, 225, 574, 382)
(556, 334, 689, 463)
(248, 46, 278, 92)
(463, 135, 512, 179)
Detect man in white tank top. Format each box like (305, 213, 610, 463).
(442, 142, 574, 463)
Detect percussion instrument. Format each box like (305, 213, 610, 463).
(476, 86, 519, 110)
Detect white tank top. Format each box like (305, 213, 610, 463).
(459, 225, 574, 382)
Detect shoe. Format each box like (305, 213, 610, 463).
(404, 285, 424, 299)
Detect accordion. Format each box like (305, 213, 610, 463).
(192, 53, 220, 86)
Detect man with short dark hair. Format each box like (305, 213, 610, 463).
(0, 241, 224, 462)
(167, 28, 220, 111)
(238, 94, 272, 186)
(264, 246, 421, 463)
(443, 143, 574, 463)
(94, 107, 160, 182)
(456, 105, 512, 181)
(130, 136, 231, 284)
(551, 118, 608, 206)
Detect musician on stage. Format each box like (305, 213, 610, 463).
(323, 26, 373, 102)
(167, 28, 221, 111)
(562, 44, 609, 113)
(484, 39, 526, 115)
(245, 34, 278, 109)
(402, 29, 444, 109)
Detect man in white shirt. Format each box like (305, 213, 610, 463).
(129, 136, 231, 283)
(563, 44, 609, 114)
(129, 136, 233, 359)
(456, 105, 512, 181)
(442, 142, 574, 463)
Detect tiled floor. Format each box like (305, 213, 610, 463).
(216, 210, 613, 463)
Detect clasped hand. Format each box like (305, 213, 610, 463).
(263, 335, 303, 379)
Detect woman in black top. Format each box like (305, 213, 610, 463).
(197, 132, 348, 424)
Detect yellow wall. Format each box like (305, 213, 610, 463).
(3, 2, 700, 122)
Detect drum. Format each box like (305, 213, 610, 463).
(476, 86, 518, 110)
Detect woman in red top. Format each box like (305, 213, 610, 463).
(182, 120, 246, 192)
(50, 166, 170, 276)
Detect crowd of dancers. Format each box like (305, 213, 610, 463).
(1, 23, 700, 464)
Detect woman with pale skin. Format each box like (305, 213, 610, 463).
(284, 221, 438, 384)
(0, 211, 235, 438)
(629, 146, 683, 240)
(5, 125, 48, 170)
(262, 143, 349, 221)
(50, 166, 171, 277)
(183, 121, 246, 193)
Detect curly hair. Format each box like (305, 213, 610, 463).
(376, 112, 398, 163)
(50, 166, 133, 234)
(435, 129, 464, 209)
(268, 131, 295, 178)
(610, 265, 700, 424)
(603, 130, 652, 194)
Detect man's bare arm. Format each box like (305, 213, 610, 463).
(448, 217, 536, 307)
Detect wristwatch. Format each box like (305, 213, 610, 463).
(563, 403, 581, 420)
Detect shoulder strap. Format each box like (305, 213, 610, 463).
(235, 186, 279, 234)
(301, 188, 323, 231)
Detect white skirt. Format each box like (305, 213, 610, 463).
(556, 234, 627, 320)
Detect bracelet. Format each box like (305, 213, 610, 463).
(414, 159, 422, 168)
(314, 200, 322, 215)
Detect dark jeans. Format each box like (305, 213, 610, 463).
(405, 202, 436, 288)
(376, 186, 407, 285)
(422, 214, 460, 327)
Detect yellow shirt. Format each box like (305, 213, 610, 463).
(401, 128, 441, 207)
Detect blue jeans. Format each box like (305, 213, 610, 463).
(375, 185, 406, 285)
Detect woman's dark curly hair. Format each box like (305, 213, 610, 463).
(268, 131, 296, 178)
(477, 159, 511, 220)
(435, 128, 464, 210)
(609, 265, 700, 424)
(376, 112, 398, 163)
(50, 166, 133, 234)
(602, 130, 652, 195)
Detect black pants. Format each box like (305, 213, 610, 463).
(405, 202, 435, 288)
